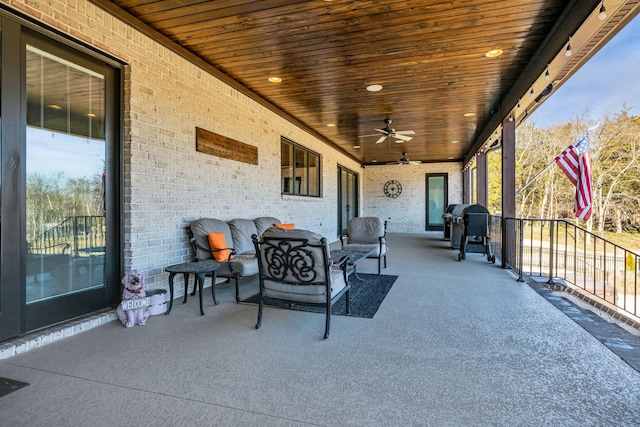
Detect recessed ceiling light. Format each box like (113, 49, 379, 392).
(371, 160, 377, 163)
(49, 104, 62, 110)
(464, 112, 475, 117)
(326, 123, 336, 127)
(86, 113, 96, 117)
(268, 76, 282, 83)
(448, 156, 454, 160)
(366, 84, 383, 92)
(452, 140, 459, 144)
(354, 145, 360, 149)
(484, 49, 503, 58)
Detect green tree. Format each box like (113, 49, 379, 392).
(513, 107, 640, 234)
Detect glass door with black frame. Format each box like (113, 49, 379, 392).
(338, 167, 358, 235)
(23, 35, 115, 331)
(426, 173, 448, 231)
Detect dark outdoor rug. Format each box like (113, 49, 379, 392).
(240, 273, 398, 318)
(0, 377, 29, 399)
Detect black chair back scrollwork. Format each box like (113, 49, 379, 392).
(252, 227, 350, 339)
(260, 238, 324, 284)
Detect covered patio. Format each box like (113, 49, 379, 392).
(2, 233, 639, 425)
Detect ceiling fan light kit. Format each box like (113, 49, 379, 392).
(361, 118, 415, 144)
(387, 152, 422, 165)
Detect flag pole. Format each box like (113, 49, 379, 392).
(515, 123, 600, 195)
(516, 160, 556, 195)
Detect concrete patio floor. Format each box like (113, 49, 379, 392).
(1, 233, 640, 426)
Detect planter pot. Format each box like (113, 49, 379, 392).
(146, 288, 168, 315)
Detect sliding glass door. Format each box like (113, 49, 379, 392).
(26, 44, 107, 305)
(0, 16, 121, 339)
(426, 173, 448, 231)
(22, 32, 120, 331)
(337, 166, 358, 235)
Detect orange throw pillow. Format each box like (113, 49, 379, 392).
(274, 223, 295, 230)
(207, 232, 233, 261)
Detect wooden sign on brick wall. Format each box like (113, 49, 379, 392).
(196, 127, 258, 165)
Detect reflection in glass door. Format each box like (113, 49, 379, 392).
(338, 166, 358, 234)
(426, 173, 448, 231)
(25, 45, 106, 304)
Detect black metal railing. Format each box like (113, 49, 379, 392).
(501, 218, 639, 319)
(28, 215, 106, 256)
(489, 215, 503, 266)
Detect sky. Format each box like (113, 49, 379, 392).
(27, 127, 104, 180)
(530, 14, 640, 127)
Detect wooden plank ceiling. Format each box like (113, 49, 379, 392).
(105, 0, 598, 165)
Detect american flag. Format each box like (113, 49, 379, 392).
(554, 131, 593, 221)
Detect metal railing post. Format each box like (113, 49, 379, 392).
(501, 216, 507, 269)
(517, 219, 524, 282)
(547, 220, 555, 284)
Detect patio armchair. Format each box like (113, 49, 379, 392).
(252, 227, 351, 339)
(340, 217, 388, 275)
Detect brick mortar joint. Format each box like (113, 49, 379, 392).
(0, 310, 118, 361)
(547, 283, 640, 332)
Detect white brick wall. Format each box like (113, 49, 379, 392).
(5, 0, 364, 290)
(363, 163, 463, 233)
(5, 0, 463, 291)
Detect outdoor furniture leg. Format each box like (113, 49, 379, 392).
(210, 271, 218, 305)
(166, 272, 176, 315)
(181, 273, 190, 304)
(195, 272, 205, 316)
(256, 292, 264, 330)
(353, 264, 364, 281)
(164, 260, 220, 316)
(324, 297, 331, 339)
(190, 279, 197, 296)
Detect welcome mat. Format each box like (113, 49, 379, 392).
(240, 273, 398, 318)
(0, 377, 29, 399)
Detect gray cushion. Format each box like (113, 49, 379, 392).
(253, 217, 281, 237)
(228, 218, 258, 255)
(264, 269, 346, 304)
(228, 255, 259, 277)
(190, 218, 233, 261)
(261, 226, 323, 242)
(347, 217, 385, 244)
(341, 242, 387, 257)
(258, 227, 346, 304)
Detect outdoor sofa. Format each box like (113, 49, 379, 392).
(187, 216, 282, 301)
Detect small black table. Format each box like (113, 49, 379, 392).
(164, 260, 220, 316)
(330, 249, 372, 280)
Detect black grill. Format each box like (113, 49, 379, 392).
(457, 204, 495, 263)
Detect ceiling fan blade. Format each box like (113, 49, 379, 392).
(409, 160, 422, 165)
(386, 161, 402, 165)
(393, 134, 413, 142)
(375, 135, 387, 144)
(374, 128, 388, 134)
(394, 130, 415, 135)
(358, 134, 381, 138)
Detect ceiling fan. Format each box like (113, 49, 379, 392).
(387, 152, 422, 165)
(360, 119, 415, 144)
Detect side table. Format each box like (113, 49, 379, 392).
(330, 249, 372, 281)
(164, 260, 220, 316)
